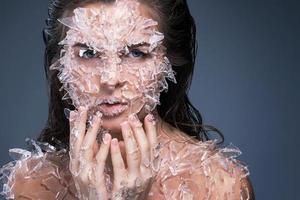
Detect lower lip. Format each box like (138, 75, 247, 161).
(98, 103, 128, 117)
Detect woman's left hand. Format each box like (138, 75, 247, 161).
(110, 113, 160, 200)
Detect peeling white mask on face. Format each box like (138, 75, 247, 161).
(50, 0, 176, 124)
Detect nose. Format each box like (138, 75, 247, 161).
(100, 68, 120, 93)
(99, 55, 122, 93)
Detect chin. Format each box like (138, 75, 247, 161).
(100, 107, 149, 138)
(101, 115, 124, 136)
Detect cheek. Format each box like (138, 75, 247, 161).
(66, 66, 100, 94)
(131, 59, 168, 111)
(58, 52, 173, 112)
(119, 60, 159, 92)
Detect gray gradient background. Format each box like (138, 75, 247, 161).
(0, 0, 299, 199)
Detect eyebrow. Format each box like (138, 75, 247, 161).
(127, 42, 150, 48)
(73, 42, 89, 48)
(72, 42, 151, 50)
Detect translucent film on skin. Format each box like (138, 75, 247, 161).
(0, 0, 251, 199)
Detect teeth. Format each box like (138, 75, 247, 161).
(96, 98, 125, 105)
(106, 99, 119, 104)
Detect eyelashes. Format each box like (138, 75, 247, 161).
(79, 49, 98, 59)
(128, 49, 146, 58)
(77, 48, 148, 60)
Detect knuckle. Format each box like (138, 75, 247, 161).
(114, 181, 123, 189)
(96, 153, 106, 163)
(111, 147, 120, 155)
(141, 157, 151, 168)
(129, 150, 140, 161)
(77, 174, 87, 183)
(95, 154, 103, 162)
(115, 161, 125, 169)
(141, 143, 150, 153)
(70, 127, 80, 137)
(126, 130, 134, 140)
(69, 163, 76, 172)
(144, 171, 154, 180)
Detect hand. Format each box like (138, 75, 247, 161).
(68, 107, 160, 200)
(111, 114, 159, 200)
(69, 107, 110, 200)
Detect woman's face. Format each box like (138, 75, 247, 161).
(52, 0, 176, 133)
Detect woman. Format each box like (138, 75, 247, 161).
(0, 0, 255, 199)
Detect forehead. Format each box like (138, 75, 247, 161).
(82, 0, 156, 22)
(74, 0, 159, 34)
(60, 0, 162, 50)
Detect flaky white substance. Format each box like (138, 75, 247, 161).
(0, 135, 250, 200)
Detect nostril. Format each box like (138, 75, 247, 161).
(103, 78, 118, 87)
(101, 80, 118, 93)
(105, 83, 116, 90)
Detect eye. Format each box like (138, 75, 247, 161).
(128, 49, 146, 58)
(79, 49, 98, 59)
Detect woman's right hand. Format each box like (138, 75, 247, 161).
(69, 107, 111, 200)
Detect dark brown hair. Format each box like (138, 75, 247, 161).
(38, 0, 223, 149)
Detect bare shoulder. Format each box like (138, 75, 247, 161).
(155, 129, 255, 199)
(208, 156, 255, 199)
(3, 152, 76, 199)
(240, 175, 255, 200)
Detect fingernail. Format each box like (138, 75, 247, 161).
(147, 114, 156, 125)
(103, 134, 111, 144)
(71, 127, 79, 137)
(78, 106, 84, 111)
(129, 113, 138, 121)
(129, 114, 142, 127)
(91, 117, 98, 125)
(79, 106, 88, 112)
(96, 111, 103, 118)
(69, 111, 75, 119)
(78, 106, 86, 117)
(111, 138, 118, 146)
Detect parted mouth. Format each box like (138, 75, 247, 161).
(97, 97, 128, 105)
(94, 97, 129, 118)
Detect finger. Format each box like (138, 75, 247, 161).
(110, 138, 126, 187)
(69, 110, 78, 153)
(118, 141, 127, 167)
(128, 114, 151, 173)
(95, 133, 111, 170)
(81, 115, 101, 161)
(144, 114, 158, 149)
(144, 114, 161, 173)
(121, 121, 140, 175)
(93, 140, 99, 153)
(78, 164, 93, 184)
(72, 107, 88, 156)
(69, 108, 88, 172)
(95, 134, 111, 186)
